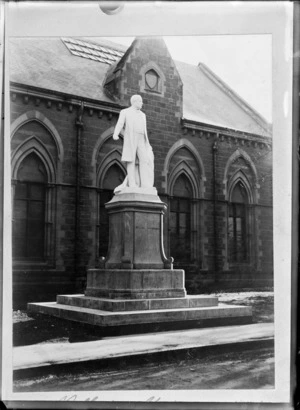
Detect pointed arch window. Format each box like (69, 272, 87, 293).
(228, 181, 249, 263)
(170, 174, 192, 263)
(98, 163, 125, 257)
(13, 153, 47, 260)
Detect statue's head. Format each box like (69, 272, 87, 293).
(130, 95, 143, 110)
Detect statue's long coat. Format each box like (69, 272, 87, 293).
(113, 107, 150, 162)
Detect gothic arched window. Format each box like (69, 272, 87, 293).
(13, 153, 47, 260)
(170, 173, 192, 263)
(228, 181, 249, 263)
(98, 163, 125, 257)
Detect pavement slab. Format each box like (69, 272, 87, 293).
(13, 322, 274, 371)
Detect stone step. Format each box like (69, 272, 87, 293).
(27, 301, 252, 328)
(56, 294, 219, 312)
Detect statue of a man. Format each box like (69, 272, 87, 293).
(112, 95, 154, 192)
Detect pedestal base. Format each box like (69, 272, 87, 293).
(28, 268, 252, 330)
(85, 269, 186, 299)
(28, 295, 252, 329)
(27, 191, 253, 332)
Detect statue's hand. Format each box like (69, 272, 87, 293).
(113, 134, 119, 140)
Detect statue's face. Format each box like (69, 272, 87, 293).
(133, 96, 143, 110)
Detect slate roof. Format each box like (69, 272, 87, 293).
(9, 37, 126, 104)
(176, 60, 270, 136)
(9, 37, 271, 137)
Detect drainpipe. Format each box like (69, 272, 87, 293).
(74, 102, 84, 286)
(212, 138, 219, 282)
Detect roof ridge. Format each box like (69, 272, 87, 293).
(197, 62, 271, 135)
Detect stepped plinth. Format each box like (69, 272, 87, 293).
(28, 190, 252, 331)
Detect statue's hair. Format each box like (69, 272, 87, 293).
(130, 95, 142, 105)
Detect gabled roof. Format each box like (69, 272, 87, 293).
(176, 61, 271, 136)
(9, 37, 271, 137)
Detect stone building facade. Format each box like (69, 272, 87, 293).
(9, 37, 273, 307)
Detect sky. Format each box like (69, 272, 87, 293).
(103, 35, 272, 123)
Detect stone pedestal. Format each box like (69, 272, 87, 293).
(104, 189, 173, 270)
(87, 189, 186, 300)
(28, 189, 253, 332)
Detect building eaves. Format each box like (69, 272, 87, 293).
(10, 82, 126, 113)
(181, 117, 272, 144)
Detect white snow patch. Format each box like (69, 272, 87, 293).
(211, 292, 274, 303)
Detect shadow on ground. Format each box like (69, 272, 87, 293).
(13, 314, 102, 346)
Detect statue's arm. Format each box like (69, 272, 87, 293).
(113, 110, 126, 140)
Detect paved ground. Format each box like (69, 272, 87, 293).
(14, 343, 274, 391)
(14, 322, 273, 371)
